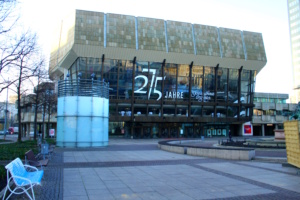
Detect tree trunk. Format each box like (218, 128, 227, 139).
(17, 65, 22, 142)
(42, 103, 45, 139)
(47, 102, 51, 137)
(33, 93, 38, 140)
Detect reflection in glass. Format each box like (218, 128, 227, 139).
(216, 106, 226, 118)
(163, 105, 176, 116)
(241, 69, 251, 103)
(177, 105, 188, 117)
(66, 56, 257, 135)
(216, 68, 228, 102)
(191, 66, 203, 102)
(178, 64, 190, 100)
(204, 66, 215, 102)
(228, 68, 238, 103)
(228, 106, 238, 117)
(164, 64, 177, 101)
(203, 106, 214, 117)
(191, 106, 202, 116)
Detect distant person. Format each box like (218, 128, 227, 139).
(229, 130, 232, 142)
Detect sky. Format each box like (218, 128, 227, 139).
(11, 0, 293, 100)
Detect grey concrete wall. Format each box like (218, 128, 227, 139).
(158, 144, 255, 161)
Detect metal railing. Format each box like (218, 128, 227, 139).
(58, 79, 109, 98)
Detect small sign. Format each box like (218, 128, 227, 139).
(49, 129, 55, 137)
(244, 125, 252, 134)
(242, 122, 253, 136)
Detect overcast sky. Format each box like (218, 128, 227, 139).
(14, 0, 292, 99)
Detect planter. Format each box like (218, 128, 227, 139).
(274, 129, 285, 140)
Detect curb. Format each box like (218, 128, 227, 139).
(254, 156, 287, 163)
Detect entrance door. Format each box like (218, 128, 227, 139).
(184, 127, 194, 138)
(160, 128, 169, 138)
(170, 127, 178, 138)
(134, 127, 142, 139)
(143, 127, 151, 138)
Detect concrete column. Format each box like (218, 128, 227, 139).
(261, 125, 265, 136)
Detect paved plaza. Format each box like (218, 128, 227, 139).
(3, 138, 300, 199)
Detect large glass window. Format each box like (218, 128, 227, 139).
(228, 106, 238, 117)
(203, 106, 214, 117)
(69, 60, 77, 80)
(251, 71, 256, 101)
(103, 59, 118, 98)
(191, 66, 203, 102)
(253, 109, 262, 116)
(67, 57, 260, 128)
(178, 64, 190, 101)
(216, 68, 228, 102)
(177, 105, 188, 117)
(109, 104, 117, 116)
(241, 69, 251, 103)
(228, 69, 238, 103)
(148, 104, 160, 116)
(163, 105, 176, 116)
(79, 57, 87, 78)
(164, 64, 177, 101)
(133, 104, 147, 116)
(118, 60, 133, 99)
(191, 106, 202, 116)
(216, 106, 226, 118)
(103, 59, 118, 83)
(203, 66, 215, 102)
(87, 57, 102, 80)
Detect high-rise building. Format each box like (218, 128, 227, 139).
(288, 0, 300, 103)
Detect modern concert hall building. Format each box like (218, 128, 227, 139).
(49, 10, 267, 139)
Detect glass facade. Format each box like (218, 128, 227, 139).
(288, 0, 300, 101)
(64, 57, 256, 138)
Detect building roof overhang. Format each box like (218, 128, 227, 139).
(52, 44, 266, 75)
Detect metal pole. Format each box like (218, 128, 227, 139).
(4, 79, 9, 139)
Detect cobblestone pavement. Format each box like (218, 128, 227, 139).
(7, 138, 300, 200)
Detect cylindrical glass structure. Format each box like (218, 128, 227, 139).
(57, 79, 109, 147)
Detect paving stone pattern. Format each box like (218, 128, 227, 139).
(8, 140, 300, 200)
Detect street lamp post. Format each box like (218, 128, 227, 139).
(4, 80, 9, 139)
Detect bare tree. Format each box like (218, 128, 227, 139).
(3, 31, 46, 142)
(46, 91, 57, 137)
(0, 0, 20, 73)
(31, 69, 50, 140)
(0, 0, 50, 142)
(32, 82, 57, 138)
(0, 0, 18, 34)
(0, 103, 4, 112)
